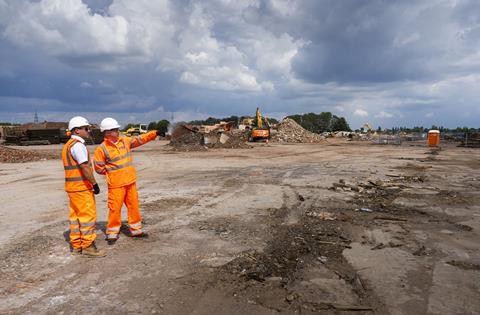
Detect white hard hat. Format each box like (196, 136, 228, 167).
(100, 117, 121, 132)
(68, 116, 90, 131)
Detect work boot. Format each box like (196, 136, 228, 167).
(131, 232, 149, 239)
(106, 238, 117, 246)
(71, 247, 82, 255)
(82, 243, 106, 258)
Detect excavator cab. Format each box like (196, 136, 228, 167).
(249, 107, 270, 142)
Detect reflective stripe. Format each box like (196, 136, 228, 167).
(130, 222, 142, 228)
(109, 152, 131, 163)
(131, 229, 143, 235)
(70, 228, 81, 233)
(131, 135, 143, 149)
(81, 230, 96, 235)
(106, 234, 119, 239)
(100, 143, 112, 162)
(106, 162, 133, 172)
(94, 161, 106, 166)
(95, 166, 106, 174)
(79, 221, 96, 227)
(106, 227, 120, 232)
(65, 177, 87, 182)
(69, 220, 79, 225)
(64, 165, 81, 170)
(65, 142, 75, 168)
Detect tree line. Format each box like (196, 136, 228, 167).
(113, 117, 480, 136)
(186, 115, 279, 127)
(122, 112, 351, 134)
(381, 126, 480, 134)
(286, 112, 351, 132)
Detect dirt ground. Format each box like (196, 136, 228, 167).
(0, 140, 479, 314)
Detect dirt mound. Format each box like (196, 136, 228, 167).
(169, 129, 252, 151)
(272, 118, 324, 143)
(169, 132, 206, 151)
(0, 145, 58, 163)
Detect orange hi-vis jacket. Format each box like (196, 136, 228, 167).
(62, 138, 93, 192)
(93, 131, 157, 188)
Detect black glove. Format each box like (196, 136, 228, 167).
(156, 130, 162, 137)
(93, 183, 100, 195)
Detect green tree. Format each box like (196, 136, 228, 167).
(331, 117, 351, 131)
(122, 123, 134, 131)
(147, 121, 157, 130)
(156, 120, 170, 136)
(286, 112, 351, 133)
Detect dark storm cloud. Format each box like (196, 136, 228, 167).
(0, 0, 479, 128)
(289, 0, 442, 83)
(81, 0, 112, 14)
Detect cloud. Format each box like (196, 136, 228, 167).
(80, 82, 92, 88)
(375, 111, 394, 118)
(1, 0, 480, 129)
(3, 0, 150, 69)
(354, 109, 369, 117)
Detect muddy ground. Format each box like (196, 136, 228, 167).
(0, 140, 479, 314)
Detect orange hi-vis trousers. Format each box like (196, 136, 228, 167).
(68, 190, 97, 249)
(105, 182, 143, 240)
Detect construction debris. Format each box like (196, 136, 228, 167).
(169, 125, 252, 151)
(459, 133, 480, 148)
(271, 118, 325, 143)
(0, 145, 58, 163)
(305, 210, 336, 220)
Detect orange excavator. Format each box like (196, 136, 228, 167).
(248, 107, 270, 142)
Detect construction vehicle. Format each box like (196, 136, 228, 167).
(248, 107, 270, 142)
(124, 124, 148, 136)
(362, 123, 374, 133)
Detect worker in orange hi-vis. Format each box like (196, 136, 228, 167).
(62, 116, 106, 257)
(93, 118, 160, 245)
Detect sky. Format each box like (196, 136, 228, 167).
(0, 0, 479, 129)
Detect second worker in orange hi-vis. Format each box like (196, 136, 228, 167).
(63, 116, 106, 257)
(93, 117, 160, 245)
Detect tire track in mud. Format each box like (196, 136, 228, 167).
(191, 150, 477, 314)
(189, 181, 386, 314)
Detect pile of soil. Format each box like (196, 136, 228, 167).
(169, 132, 206, 151)
(272, 118, 324, 143)
(211, 130, 252, 149)
(169, 130, 252, 151)
(0, 145, 58, 163)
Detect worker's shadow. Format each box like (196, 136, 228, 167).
(63, 221, 132, 242)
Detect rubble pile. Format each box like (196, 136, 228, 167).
(0, 145, 58, 163)
(169, 132, 206, 151)
(210, 130, 252, 149)
(459, 133, 480, 148)
(169, 127, 252, 151)
(272, 118, 325, 143)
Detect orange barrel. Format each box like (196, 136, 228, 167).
(427, 130, 440, 147)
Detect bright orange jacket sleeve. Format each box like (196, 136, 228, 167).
(93, 146, 107, 175)
(129, 130, 157, 149)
